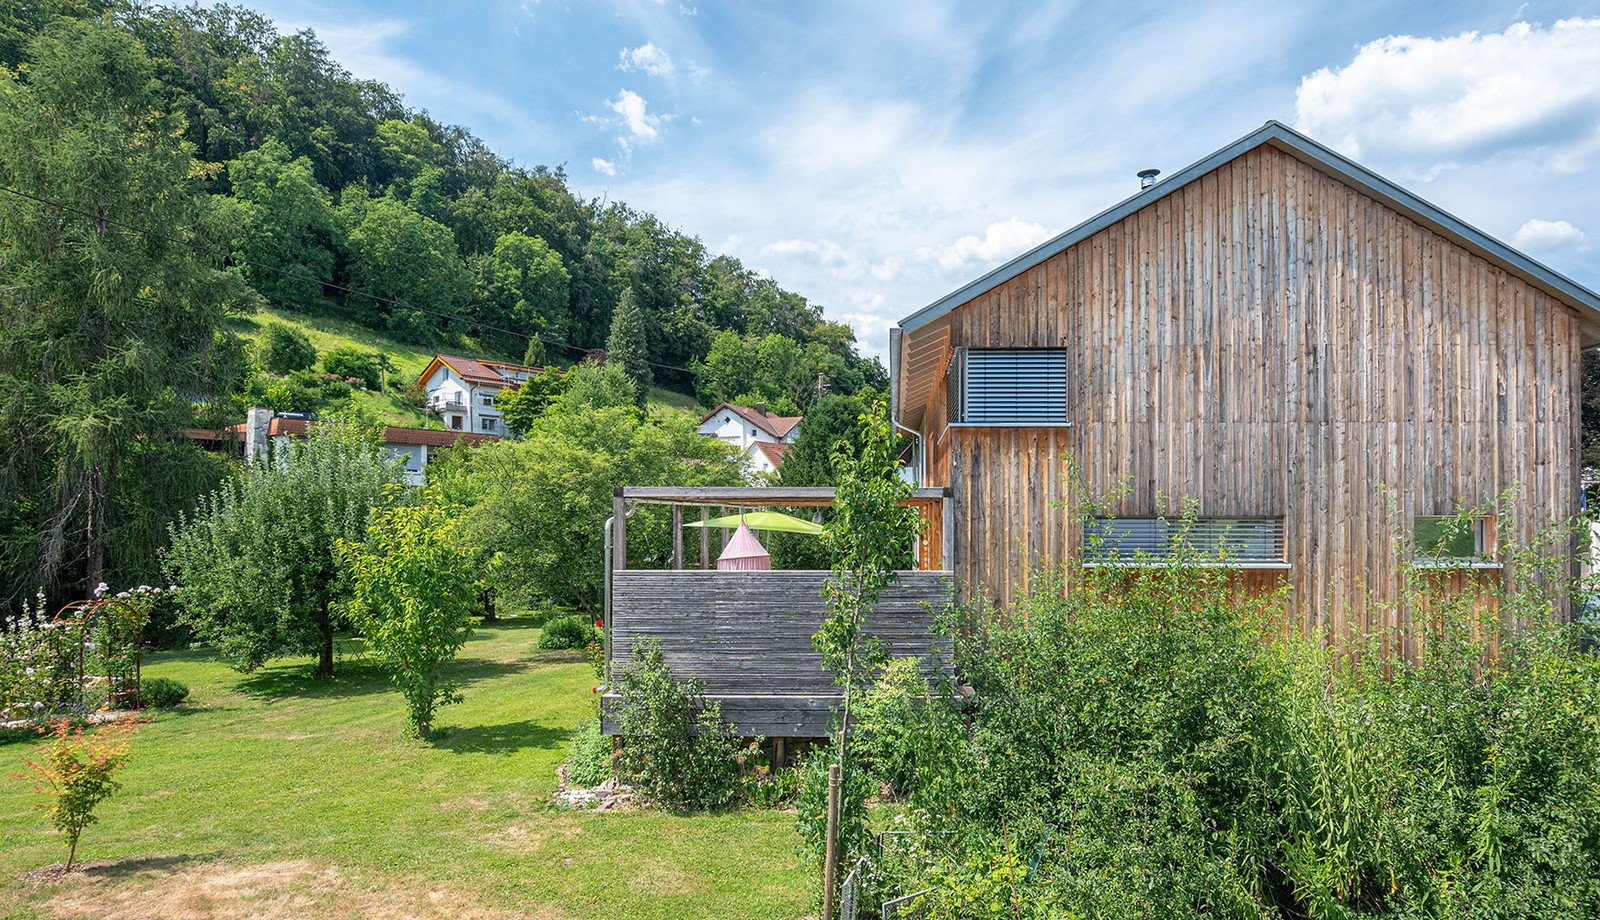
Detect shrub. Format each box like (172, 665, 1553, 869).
(868, 526, 1600, 918)
(746, 765, 801, 809)
(537, 615, 595, 651)
(564, 717, 613, 788)
(855, 657, 944, 800)
(256, 321, 317, 373)
(583, 633, 604, 679)
(794, 742, 874, 868)
(138, 677, 188, 709)
(12, 718, 142, 870)
(321, 346, 384, 389)
(612, 640, 743, 811)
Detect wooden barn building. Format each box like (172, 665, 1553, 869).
(602, 121, 1600, 740)
(890, 120, 1600, 642)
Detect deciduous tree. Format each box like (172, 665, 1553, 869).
(164, 422, 404, 677)
(338, 490, 476, 738)
(227, 139, 339, 312)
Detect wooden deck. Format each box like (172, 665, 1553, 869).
(600, 569, 953, 737)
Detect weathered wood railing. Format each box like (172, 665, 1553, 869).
(601, 569, 953, 738)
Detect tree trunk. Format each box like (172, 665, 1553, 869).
(317, 618, 334, 678)
(85, 465, 104, 596)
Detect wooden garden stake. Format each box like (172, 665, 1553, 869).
(823, 762, 841, 919)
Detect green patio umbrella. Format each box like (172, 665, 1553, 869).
(682, 510, 825, 536)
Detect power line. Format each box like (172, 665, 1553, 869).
(0, 183, 702, 375)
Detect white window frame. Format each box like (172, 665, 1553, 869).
(1411, 515, 1500, 569)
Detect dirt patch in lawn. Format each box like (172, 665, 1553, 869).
(34, 858, 569, 920)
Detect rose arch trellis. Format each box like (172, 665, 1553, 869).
(47, 595, 147, 713)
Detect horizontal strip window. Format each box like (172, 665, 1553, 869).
(951, 348, 1067, 425)
(1083, 517, 1286, 566)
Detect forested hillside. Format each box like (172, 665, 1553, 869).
(0, 2, 882, 604)
(4, 2, 882, 397)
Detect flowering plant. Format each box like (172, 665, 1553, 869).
(1, 586, 167, 724)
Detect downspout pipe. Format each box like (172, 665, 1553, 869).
(888, 327, 925, 484)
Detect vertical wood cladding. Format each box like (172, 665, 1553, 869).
(932, 146, 1582, 642)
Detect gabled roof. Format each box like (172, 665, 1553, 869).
(897, 120, 1600, 337)
(891, 119, 1600, 430)
(698, 402, 803, 440)
(416, 354, 543, 390)
(750, 440, 793, 470)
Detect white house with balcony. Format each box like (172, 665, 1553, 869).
(414, 354, 543, 435)
(696, 402, 802, 476)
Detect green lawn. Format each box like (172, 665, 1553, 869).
(0, 621, 811, 919)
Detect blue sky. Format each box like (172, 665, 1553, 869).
(221, 0, 1600, 358)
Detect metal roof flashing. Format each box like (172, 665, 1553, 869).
(895, 120, 1600, 341)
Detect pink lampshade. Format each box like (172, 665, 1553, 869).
(717, 520, 771, 571)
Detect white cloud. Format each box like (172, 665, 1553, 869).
(1295, 19, 1600, 166)
(913, 219, 1054, 273)
(592, 157, 618, 176)
(608, 89, 663, 142)
(619, 43, 674, 78)
(1512, 218, 1590, 253)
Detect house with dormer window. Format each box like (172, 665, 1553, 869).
(414, 354, 543, 435)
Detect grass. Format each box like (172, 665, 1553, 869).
(0, 621, 811, 919)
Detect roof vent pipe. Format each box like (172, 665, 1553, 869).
(1138, 168, 1161, 190)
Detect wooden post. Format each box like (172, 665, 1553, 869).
(942, 490, 954, 572)
(822, 762, 841, 920)
(672, 504, 683, 571)
(699, 506, 710, 570)
(774, 737, 786, 770)
(720, 505, 729, 552)
(612, 491, 627, 572)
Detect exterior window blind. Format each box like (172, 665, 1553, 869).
(1084, 517, 1285, 566)
(956, 348, 1067, 424)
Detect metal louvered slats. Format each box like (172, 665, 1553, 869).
(1084, 517, 1286, 565)
(960, 349, 1066, 424)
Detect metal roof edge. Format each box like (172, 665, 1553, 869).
(896, 119, 1600, 336)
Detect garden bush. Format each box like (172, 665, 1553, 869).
(611, 640, 743, 811)
(745, 764, 801, 809)
(864, 509, 1600, 919)
(854, 657, 951, 800)
(564, 717, 613, 788)
(138, 677, 189, 709)
(794, 742, 873, 868)
(537, 615, 596, 651)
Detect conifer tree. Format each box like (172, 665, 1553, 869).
(0, 18, 249, 600)
(605, 287, 652, 397)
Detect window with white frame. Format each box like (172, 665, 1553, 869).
(948, 348, 1067, 424)
(1412, 515, 1494, 565)
(1083, 517, 1286, 566)
(480, 417, 497, 432)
